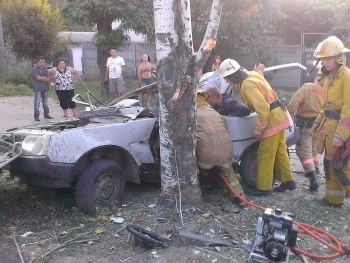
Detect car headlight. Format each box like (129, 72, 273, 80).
(21, 134, 51, 155)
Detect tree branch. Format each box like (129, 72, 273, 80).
(195, 0, 224, 69)
(7, 233, 26, 263)
(41, 222, 108, 259)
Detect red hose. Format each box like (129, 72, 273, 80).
(219, 173, 348, 260)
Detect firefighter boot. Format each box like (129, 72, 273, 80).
(306, 170, 319, 192)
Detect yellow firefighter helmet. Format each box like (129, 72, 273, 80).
(218, 59, 241, 78)
(314, 36, 350, 59)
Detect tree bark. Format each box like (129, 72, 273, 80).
(154, 0, 224, 209)
(154, 0, 202, 207)
(97, 48, 109, 98)
(96, 20, 114, 99)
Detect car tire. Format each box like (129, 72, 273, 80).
(239, 148, 258, 189)
(75, 160, 125, 214)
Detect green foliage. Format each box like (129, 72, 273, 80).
(192, 0, 276, 70)
(191, 0, 350, 72)
(94, 28, 129, 54)
(62, 0, 154, 44)
(273, 0, 333, 46)
(0, 82, 33, 97)
(2, 60, 34, 88)
(0, 51, 30, 88)
(61, 0, 154, 86)
(0, 0, 65, 60)
(327, 0, 350, 44)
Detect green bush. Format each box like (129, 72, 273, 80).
(0, 51, 16, 78)
(3, 59, 33, 88)
(0, 82, 32, 96)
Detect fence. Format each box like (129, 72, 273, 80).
(78, 42, 323, 88)
(81, 42, 156, 79)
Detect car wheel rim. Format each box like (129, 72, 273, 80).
(94, 168, 119, 204)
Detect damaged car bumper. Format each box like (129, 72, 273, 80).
(10, 156, 74, 188)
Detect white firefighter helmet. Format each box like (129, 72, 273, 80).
(314, 36, 350, 58)
(199, 71, 230, 94)
(218, 59, 241, 78)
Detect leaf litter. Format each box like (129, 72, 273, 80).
(0, 152, 350, 263)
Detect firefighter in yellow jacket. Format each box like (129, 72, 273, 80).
(287, 73, 326, 192)
(311, 36, 350, 207)
(218, 59, 295, 196)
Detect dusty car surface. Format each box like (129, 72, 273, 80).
(0, 83, 298, 214)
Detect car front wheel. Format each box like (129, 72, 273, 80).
(239, 148, 258, 189)
(75, 160, 125, 214)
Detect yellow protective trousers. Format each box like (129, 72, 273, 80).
(295, 128, 318, 173)
(324, 159, 350, 205)
(220, 166, 244, 195)
(256, 130, 293, 190)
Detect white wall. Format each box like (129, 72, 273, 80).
(71, 47, 83, 72)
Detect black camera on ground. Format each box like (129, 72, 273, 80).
(248, 207, 298, 263)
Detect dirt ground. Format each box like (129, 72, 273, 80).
(0, 96, 75, 133)
(1, 96, 350, 263)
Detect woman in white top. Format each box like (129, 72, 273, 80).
(49, 58, 78, 117)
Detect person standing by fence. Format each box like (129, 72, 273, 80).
(105, 48, 126, 99)
(32, 56, 53, 121)
(137, 54, 157, 107)
(48, 58, 78, 118)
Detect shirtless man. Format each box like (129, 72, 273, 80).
(137, 54, 157, 107)
(137, 54, 156, 86)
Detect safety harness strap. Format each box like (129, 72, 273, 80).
(324, 108, 341, 121)
(270, 100, 281, 111)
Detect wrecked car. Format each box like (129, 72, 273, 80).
(0, 83, 298, 214)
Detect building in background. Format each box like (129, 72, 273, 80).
(58, 31, 156, 79)
(59, 31, 350, 89)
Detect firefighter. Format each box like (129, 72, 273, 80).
(218, 59, 295, 196)
(196, 89, 245, 207)
(311, 36, 350, 207)
(287, 72, 326, 192)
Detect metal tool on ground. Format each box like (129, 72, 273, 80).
(126, 224, 238, 250)
(219, 173, 349, 261)
(173, 226, 237, 248)
(126, 225, 171, 249)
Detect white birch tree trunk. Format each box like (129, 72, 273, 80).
(153, 0, 224, 207)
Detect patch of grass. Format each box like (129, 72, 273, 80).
(0, 78, 140, 101)
(70, 78, 139, 105)
(0, 83, 33, 96)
